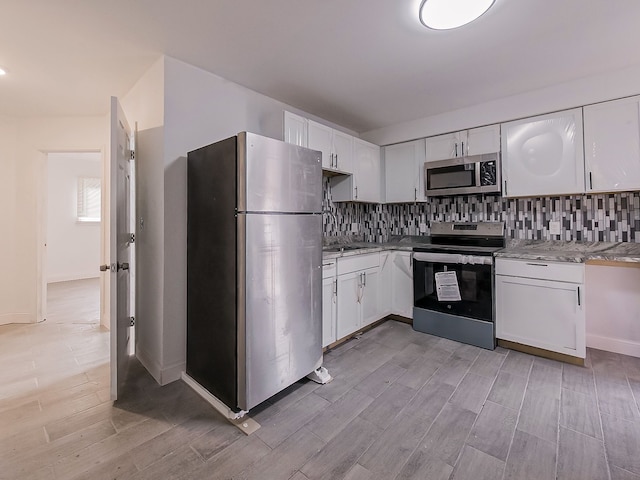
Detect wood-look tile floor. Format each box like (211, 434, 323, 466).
(2, 280, 640, 479)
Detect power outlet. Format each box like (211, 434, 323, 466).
(351, 223, 359, 233)
(549, 221, 561, 235)
(419, 223, 428, 233)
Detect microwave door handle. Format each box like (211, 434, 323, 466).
(475, 162, 481, 188)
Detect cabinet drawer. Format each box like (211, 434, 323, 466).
(495, 258, 584, 283)
(322, 260, 337, 279)
(337, 253, 380, 276)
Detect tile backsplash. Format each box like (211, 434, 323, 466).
(322, 178, 640, 243)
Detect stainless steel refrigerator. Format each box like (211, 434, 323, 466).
(186, 131, 323, 412)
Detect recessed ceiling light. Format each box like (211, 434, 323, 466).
(419, 0, 495, 30)
(0, 67, 7, 76)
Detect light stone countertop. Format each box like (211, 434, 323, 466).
(323, 236, 640, 264)
(322, 235, 430, 260)
(495, 239, 640, 264)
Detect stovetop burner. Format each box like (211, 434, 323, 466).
(414, 244, 504, 255)
(415, 221, 506, 256)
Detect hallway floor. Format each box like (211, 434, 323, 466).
(1, 281, 640, 479)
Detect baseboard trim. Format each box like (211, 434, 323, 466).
(587, 334, 640, 358)
(136, 346, 162, 385)
(497, 339, 585, 366)
(160, 361, 186, 385)
(323, 317, 389, 352)
(0, 313, 35, 326)
(387, 314, 412, 325)
(48, 274, 100, 283)
(136, 346, 185, 386)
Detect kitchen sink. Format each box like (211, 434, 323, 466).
(323, 245, 364, 253)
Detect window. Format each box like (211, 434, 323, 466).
(77, 177, 101, 223)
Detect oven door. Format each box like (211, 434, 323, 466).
(413, 252, 494, 322)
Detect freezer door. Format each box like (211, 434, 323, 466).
(237, 132, 322, 213)
(238, 213, 322, 410)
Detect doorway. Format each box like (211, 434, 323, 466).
(45, 152, 103, 331)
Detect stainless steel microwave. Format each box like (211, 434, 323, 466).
(424, 153, 501, 197)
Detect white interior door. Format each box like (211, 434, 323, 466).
(109, 97, 133, 401)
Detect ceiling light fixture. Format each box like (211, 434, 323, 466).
(0, 67, 7, 76)
(419, 0, 495, 30)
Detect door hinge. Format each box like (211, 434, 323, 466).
(130, 150, 135, 161)
(129, 316, 135, 327)
(129, 233, 135, 243)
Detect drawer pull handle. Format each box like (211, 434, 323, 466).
(577, 286, 581, 306)
(525, 263, 549, 267)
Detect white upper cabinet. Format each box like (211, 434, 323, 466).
(425, 125, 500, 163)
(307, 119, 332, 166)
(384, 139, 426, 203)
(353, 138, 381, 202)
(331, 137, 381, 203)
(283, 111, 308, 147)
(465, 125, 501, 156)
(425, 131, 460, 162)
(308, 119, 353, 173)
(501, 108, 585, 197)
(332, 130, 354, 174)
(584, 96, 640, 193)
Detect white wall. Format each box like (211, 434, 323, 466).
(120, 57, 165, 383)
(0, 115, 106, 326)
(0, 115, 22, 325)
(586, 264, 640, 358)
(362, 63, 640, 146)
(161, 56, 320, 383)
(122, 55, 355, 385)
(47, 152, 102, 283)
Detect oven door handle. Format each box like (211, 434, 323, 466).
(412, 252, 493, 265)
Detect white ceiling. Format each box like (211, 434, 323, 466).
(2, 0, 640, 133)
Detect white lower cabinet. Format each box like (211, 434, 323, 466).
(322, 260, 337, 348)
(391, 252, 413, 318)
(379, 252, 393, 317)
(360, 267, 381, 328)
(495, 258, 586, 358)
(334, 253, 380, 340)
(322, 250, 413, 346)
(336, 272, 361, 339)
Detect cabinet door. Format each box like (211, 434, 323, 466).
(425, 132, 461, 162)
(284, 111, 308, 147)
(384, 139, 426, 203)
(501, 108, 585, 197)
(360, 267, 381, 328)
(584, 96, 640, 193)
(391, 252, 413, 319)
(379, 252, 393, 317)
(466, 125, 501, 156)
(332, 130, 354, 174)
(336, 272, 361, 339)
(322, 276, 337, 347)
(353, 138, 381, 202)
(308, 120, 334, 169)
(496, 275, 585, 358)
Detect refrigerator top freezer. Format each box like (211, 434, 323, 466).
(186, 132, 323, 412)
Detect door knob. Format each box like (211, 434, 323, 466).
(99, 264, 110, 272)
(118, 262, 129, 271)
